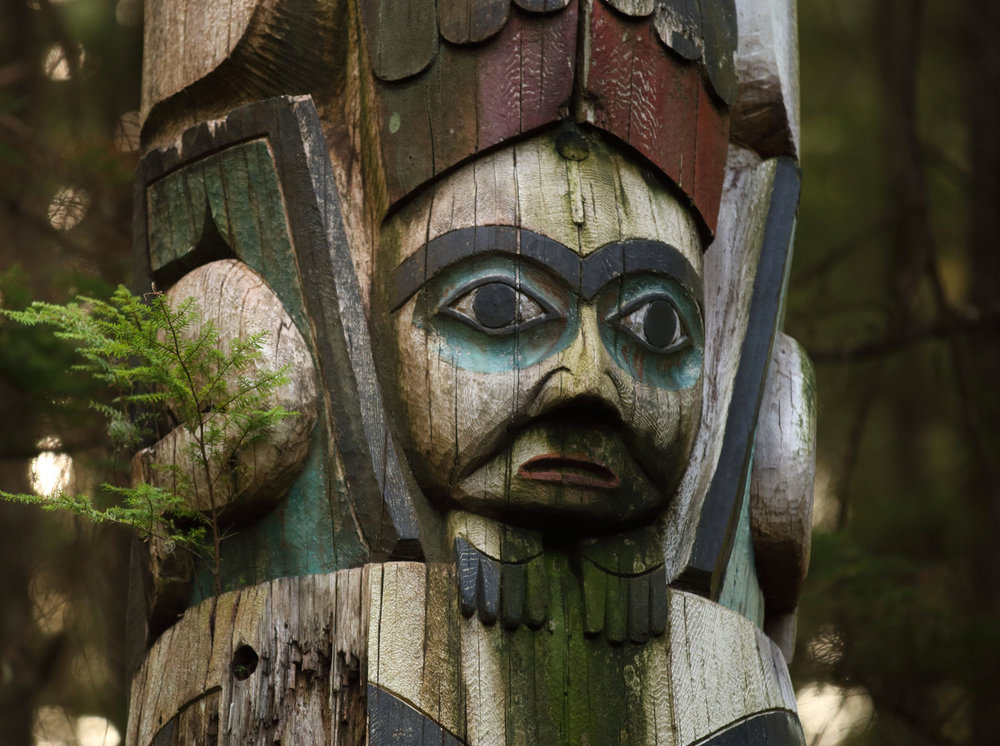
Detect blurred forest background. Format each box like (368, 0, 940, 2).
(1, 0, 998, 745)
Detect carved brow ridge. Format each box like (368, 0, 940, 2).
(389, 225, 702, 311)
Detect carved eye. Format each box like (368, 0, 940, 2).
(613, 297, 689, 352)
(444, 280, 553, 334)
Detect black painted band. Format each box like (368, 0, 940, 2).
(368, 684, 465, 745)
(677, 157, 801, 598)
(693, 709, 806, 745)
(390, 226, 703, 310)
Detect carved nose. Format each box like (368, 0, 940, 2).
(530, 306, 623, 417)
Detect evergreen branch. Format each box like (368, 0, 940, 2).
(1, 285, 297, 598)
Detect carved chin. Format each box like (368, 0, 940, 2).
(447, 423, 680, 531)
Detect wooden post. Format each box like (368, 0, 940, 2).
(127, 0, 813, 743)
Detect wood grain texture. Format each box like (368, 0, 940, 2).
(601, 0, 656, 18)
(652, 0, 702, 61)
(137, 127, 370, 608)
(695, 82, 730, 234)
(369, 562, 803, 744)
(280, 98, 430, 558)
(750, 332, 816, 660)
(699, 0, 738, 106)
(377, 4, 577, 206)
(130, 564, 803, 743)
(133, 98, 443, 616)
(126, 570, 370, 746)
(360, 0, 438, 81)
(668, 591, 797, 745)
(513, 0, 571, 12)
(140, 0, 347, 148)
(368, 685, 465, 745)
(585, 1, 728, 236)
(716, 481, 766, 627)
(731, 0, 800, 158)
(591, 0, 736, 106)
(379, 133, 705, 590)
(679, 155, 800, 598)
(368, 563, 467, 739)
(439, 0, 510, 44)
(142, 0, 260, 123)
(664, 147, 769, 583)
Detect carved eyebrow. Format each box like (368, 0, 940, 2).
(582, 239, 703, 301)
(389, 226, 702, 310)
(389, 226, 576, 310)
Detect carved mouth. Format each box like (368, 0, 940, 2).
(517, 453, 621, 490)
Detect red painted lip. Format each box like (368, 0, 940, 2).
(517, 453, 621, 490)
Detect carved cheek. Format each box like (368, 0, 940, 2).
(393, 301, 524, 490)
(628, 376, 703, 489)
(392, 303, 449, 489)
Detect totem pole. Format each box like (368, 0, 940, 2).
(126, 0, 814, 743)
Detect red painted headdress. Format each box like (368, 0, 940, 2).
(360, 0, 737, 236)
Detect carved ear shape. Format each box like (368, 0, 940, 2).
(135, 96, 443, 578)
(131, 259, 318, 520)
(750, 332, 817, 661)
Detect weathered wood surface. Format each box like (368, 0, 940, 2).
(595, 0, 737, 106)
(732, 0, 800, 158)
(131, 102, 810, 642)
(127, 570, 370, 746)
(750, 332, 816, 659)
(138, 0, 792, 229)
(360, 0, 438, 81)
(438, 0, 510, 44)
(129, 0, 813, 741)
(140, 0, 737, 235)
(678, 151, 801, 597)
(378, 132, 714, 591)
(135, 98, 434, 589)
(128, 564, 803, 745)
(652, 0, 703, 61)
(142, 0, 260, 123)
(584, 0, 730, 235)
(660, 148, 773, 586)
(375, 3, 578, 204)
(369, 562, 802, 745)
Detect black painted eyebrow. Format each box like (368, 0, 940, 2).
(389, 226, 577, 310)
(582, 239, 703, 301)
(389, 226, 702, 310)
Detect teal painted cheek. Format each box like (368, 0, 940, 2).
(597, 276, 704, 390)
(610, 332, 703, 390)
(416, 311, 578, 373)
(409, 261, 578, 374)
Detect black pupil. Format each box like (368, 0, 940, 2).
(643, 300, 679, 348)
(473, 283, 518, 329)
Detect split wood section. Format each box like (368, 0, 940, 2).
(126, 570, 370, 746)
(127, 566, 799, 745)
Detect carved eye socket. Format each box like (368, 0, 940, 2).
(614, 297, 689, 352)
(445, 280, 552, 334)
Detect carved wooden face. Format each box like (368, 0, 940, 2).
(377, 134, 704, 532)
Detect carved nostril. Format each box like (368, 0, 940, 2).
(531, 394, 625, 430)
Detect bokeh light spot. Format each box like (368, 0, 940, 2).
(42, 44, 85, 82)
(797, 684, 874, 746)
(47, 187, 90, 231)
